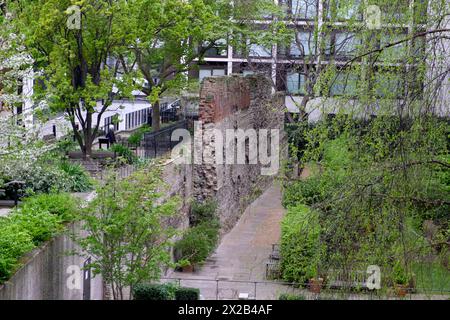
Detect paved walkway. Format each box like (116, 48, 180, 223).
(0, 208, 12, 217)
(166, 183, 291, 299)
(172, 183, 285, 282)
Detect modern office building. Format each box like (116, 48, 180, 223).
(191, 0, 448, 119)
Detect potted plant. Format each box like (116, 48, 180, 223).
(178, 259, 194, 273)
(309, 277, 324, 294)
(174, 223, 218, 272)
(392, 262, 409, 297)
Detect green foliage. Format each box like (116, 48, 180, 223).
(20, 193, 80, 222)
(55, 137, 79, 154)
(59, 162, 93, 192)
(278, 293, 306, 300)
(413, 260, 450, 292)
(321, 136, 353, 171)
(9, 207, 62, 245)
(111, 144, 138, 164)
(132, 283, 199, 300)
(1, 162, 69, 195)
(190, 199, 218, 227)
(174, 221, 220, 265)
(282, 176, 326, 208)
(280, 205, 324, 284)
(0, 156, 92, 196)
(76, 167, 180, 300)
(127, 125, 152, 145)
(285, 121, 313, 161)
(283, 113, 449, 292)
(132, 283, 174, 300)
(174, 287, 200, 301)
(0, 221, 35, 283)
(0, 193, 79, 283)
(392, 262, 409, 285)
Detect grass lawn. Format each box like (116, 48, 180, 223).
(413, 261, 450, 294)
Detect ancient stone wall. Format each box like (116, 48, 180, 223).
(193, 75, 286, 231)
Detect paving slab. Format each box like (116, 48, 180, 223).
(167, 183, 286, 296)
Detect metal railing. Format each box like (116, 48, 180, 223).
(122, 120, 188, 159)
(159, 276, 450, 300)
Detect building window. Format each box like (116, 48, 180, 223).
(374, 72, 404, 98)
(124, 108, 151, 130)
(326, 0, 362, 21)
(287, 0, 318, 20)
(202, 39, 227, 57)
(334, 32, 360, 57)
(287, 72, 307, 95)
(104, 115, 119, 132)
(330, 71, 359, 96)
(199, 68, 226, 82)
(290, 31, 316, 56)
(381, 0, 410, 24)
(379, 32, 407, 61)
(248, 42, 272, 58)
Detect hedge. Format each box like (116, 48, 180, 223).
(133, 284, 173, 300)
(280, 205, 324, 284)
(175, 287, 200, 301)
(132, 284, 200, 300)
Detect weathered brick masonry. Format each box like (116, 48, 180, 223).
(194, 74, 286, 232)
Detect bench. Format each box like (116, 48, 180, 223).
(98, 138, 110, 150)
(3, 181, 25, 207)
(269, 244, 280, 260)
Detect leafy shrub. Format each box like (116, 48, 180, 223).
(0, 193, 80, 283)
(0, 160, 91, 195)
(133, 283, 174, 300)
(6, 163, 72, 195)
(393, 262, 409, 285)
(285, 121, 312, 161)
(174, 221, 219, 265)
(59, 161, 93, 192)
(111, 144, 138, 164)
(20, 193, 79, 222)
(0, 221, 35, 283)
(190, 200, 218, 227)
(280, 205, 324, 284)
(175, 287, 200, 300)
(322, 136, 353, 171)
(55, 137, 78, 154)
(128, 125, 152, 145)
(278, 293, 306, 300)
(10, 207, 62, 245)
(282, 176, 326, 208)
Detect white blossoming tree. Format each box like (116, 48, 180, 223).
(0, 8, 55, 189)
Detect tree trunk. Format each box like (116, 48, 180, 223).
(83, 111, 94, 159)
(152, 100, 161, 131)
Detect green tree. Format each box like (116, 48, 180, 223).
(75, 166, 180, 300)
(281, 0, 450, 291)
(122, 0, 277, 131)
(6, 0, 135, 158)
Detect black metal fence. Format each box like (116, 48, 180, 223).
(143, 120, 187, 158)
(159, 277, 450, 300)
(123, 120, 188, 159)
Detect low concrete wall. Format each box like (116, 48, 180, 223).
(0, 223, 103, 300)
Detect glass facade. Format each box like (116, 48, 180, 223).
(287, 72, 307, 95)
